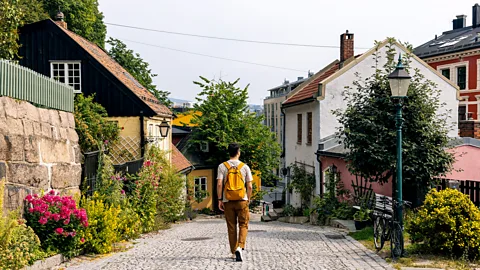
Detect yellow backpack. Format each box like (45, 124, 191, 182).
(223, 162, 246, 201)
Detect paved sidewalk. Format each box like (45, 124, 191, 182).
(63, 215, 393, 270)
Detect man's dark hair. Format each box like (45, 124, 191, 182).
(228, 143, 240, 157)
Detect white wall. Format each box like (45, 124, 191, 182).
(320, 44, 459, 140)
(284, 102, 320, 207)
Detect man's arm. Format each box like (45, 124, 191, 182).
(247, 181, 253, 201)
(217, 178, 224, 211)
(246, 166, 254, 201)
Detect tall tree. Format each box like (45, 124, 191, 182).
(333, 39, 455, 206)
(40, 0, 107, 48)
(18, 0, 49, 24)
(107, 38, 172, 107)
(190, 77, 281, 185)
(0, 0, 23, 60)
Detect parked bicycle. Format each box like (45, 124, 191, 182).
(372, 195, 411, 259)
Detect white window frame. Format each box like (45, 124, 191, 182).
(50, 61, 82, 93)
(436, 61, 469, 90)
(148, 124, 154, 136)
(194, 177, 208, 198)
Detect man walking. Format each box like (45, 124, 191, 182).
(217, 143, 253, 262)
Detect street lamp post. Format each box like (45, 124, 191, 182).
(387, 53, 411, 257)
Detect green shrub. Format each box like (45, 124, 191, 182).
(406, 188, 480, 258)
(80, 194, 121, 254)
(74, 94, 119, 153)
(117, 200, 141, 240)
(282, 204, 295, 217)
(0, 180, 46, 269)
(249, 183, 267, 209)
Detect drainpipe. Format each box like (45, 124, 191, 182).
(316, 152, 323, 197)
(281, 106, 288, 204)
(140, 111, 145, 157)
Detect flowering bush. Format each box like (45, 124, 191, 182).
(24, 190, 88, 257)
(406, 188, 480, 258)
(80, 194, 121, 254)
(0, 179, 46, 269)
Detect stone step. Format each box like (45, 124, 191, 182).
(330, 219, 356, 232)
(261, 215, 273, 222)
(273, 208, 283, 215)
(267, 210, 278, 220)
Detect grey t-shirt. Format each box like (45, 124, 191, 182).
(217, 160, 253, 202)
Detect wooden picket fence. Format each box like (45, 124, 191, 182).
(436, 178, 480, 207)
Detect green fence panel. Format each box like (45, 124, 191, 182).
(0, 60, 74, 112)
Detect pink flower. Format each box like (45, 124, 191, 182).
(80, 238, 85, 243)
(121, 190, 125, 195)
(63, 219, 70, 225)
(39, 216, 48, 225)
(49, 190, 56, 195)
(44, 211, 52, 219)
(25, 194, 33, 202)
(28, 208, 34, 213)
(52, 214, 61, 222)
(55, 228, 64, 235)
(69, 231, 76, 237)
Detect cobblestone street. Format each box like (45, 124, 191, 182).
(64, 215, 393, 270)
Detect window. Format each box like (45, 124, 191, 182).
(50, 62, 81, 93)
(441, 68, 450, 80)
(148, 124, 154, 136)
(307, 112, 313, 145)
(457, 66, 467, 90)
(297, 114, 302, 144)
(194, 177, 208, 198)
(459, 105, 467, 121)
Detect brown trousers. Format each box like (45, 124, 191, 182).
(224, 200, 250, 254)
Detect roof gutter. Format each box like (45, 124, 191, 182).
(281, 97, 315, 109)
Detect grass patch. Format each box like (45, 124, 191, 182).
(350, 226, 480, 269)
(349, 226, 373, 241)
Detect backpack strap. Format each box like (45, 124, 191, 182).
(223, 162, 231, 170)
(237, 162, 245, 170)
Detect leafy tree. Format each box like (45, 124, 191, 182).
(191, 77, 281, 186)
(107, 38, 172, 107)
(18, 0, 49, 24)
(0, 0, 23, 60)
(333, 39, 454, 206)
(40, 0, 106, 48)
(74, 94, 120, 153)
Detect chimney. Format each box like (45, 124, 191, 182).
(55, 10, 67, 29)
(473, 4, 480, 28)
(453, 15, 466, 30)
(340, 30, 354, 63)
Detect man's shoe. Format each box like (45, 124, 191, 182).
(230, 254, 236, 260)
(235, 247, 243, 262)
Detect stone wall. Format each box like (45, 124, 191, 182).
(1, 97, 81, 211)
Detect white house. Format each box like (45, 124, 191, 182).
(282, 31, 460, 207)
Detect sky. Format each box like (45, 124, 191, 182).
(99, 0, 475, 105)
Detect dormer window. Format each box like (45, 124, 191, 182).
(50, 61, 81, 93)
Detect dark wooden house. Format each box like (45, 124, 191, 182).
(18, 18, 173, 163)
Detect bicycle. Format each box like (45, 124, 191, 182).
(373, 196, 410, 259)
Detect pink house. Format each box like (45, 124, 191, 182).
(316, 136, 480, 202)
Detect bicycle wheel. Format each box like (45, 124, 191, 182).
(390, 222, 404, 259)
(373, 216, 385, 251)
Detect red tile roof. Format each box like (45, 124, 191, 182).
(283, 61, 340, 105)
(171, 143, 193, 172)
(54, 20, 172, 116)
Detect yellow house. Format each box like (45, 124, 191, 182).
(173, 110, 261, 210)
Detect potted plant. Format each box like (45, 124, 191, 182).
(353, 207, 371, 230)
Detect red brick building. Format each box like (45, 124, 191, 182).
(415, 4, 480, 136)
